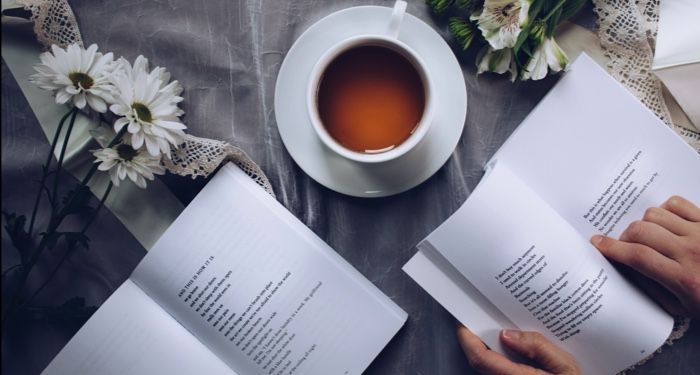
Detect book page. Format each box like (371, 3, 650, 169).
(492, 54, 700, 239)
(424, 162, 673, 375)
(42, 280, 236, 375)
(403, 241, 517, 356)
(131, 164, 406, 375)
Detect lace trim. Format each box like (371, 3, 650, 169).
(592, 0, 700, 152)
(165, 135, 274, 196)
(17, 0, 84, 49)
(16, 0, 275, 196)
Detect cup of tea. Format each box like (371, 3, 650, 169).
(307, 0, 435, 164)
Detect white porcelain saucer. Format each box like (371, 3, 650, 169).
(274, 5, 467, 198)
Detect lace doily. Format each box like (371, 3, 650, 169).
(592, 0, 700, 152)
(15, 0, 275, 196)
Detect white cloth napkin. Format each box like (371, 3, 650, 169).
(652, 0, 700, 131)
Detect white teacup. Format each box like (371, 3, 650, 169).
(306, 0, 435, 164)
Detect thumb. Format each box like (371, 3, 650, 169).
(500, 330, 580, 374)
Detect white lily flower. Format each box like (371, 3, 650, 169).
(521, 42, 548, 81)
(543, 37, 570, 72)
(109, 55, 187, 158)
(476, 46, 513, 75)
(30, 43, 116, 112)
(521, 37, 570, 81)
(471, 0, 531, 49)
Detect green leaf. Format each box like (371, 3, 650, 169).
(2, 265, 24, 301)
(52, 297, 98, 325)
(61, 184, 94, 216)
(427, 0, 455, 14)
(21, 297, 97, 327)
(545, 4, 563, 36)
(449, 17, 478, 50)
(40, 231, 90, 252)
(456, 0, 473, 9)
(41, 231, 63, 251)
(529, 0, 547, 19)
(2, 212, 31, 265)
(560, 0, 587, 22)
(64, 232, 90, 250)
(512, 26, 531, 59)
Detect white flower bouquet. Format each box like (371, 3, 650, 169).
(428, 0, 587, 81)
(2, 43, 187, 324)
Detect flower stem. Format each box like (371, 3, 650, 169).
(21, 125, 127, 268)
(27, 108, 74, 237)
(21, 182, 114, 307)
(542, 0, 567, 22)
(2, 120, 127, 326)
(51, 107, 80, 213)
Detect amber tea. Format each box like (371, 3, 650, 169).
(316, 45, 426, 153)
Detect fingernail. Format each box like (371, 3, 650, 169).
(590, 235, 603, 246)
(502, 329, 522, 340)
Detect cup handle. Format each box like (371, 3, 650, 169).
(387, 0, 407, 39)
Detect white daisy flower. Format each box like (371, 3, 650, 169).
(92, 143, 165, 188)
(471, 0, 531, 49)
(30, 43, 116, 112)
(109, 55, 186, 158)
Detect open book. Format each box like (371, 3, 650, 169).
(403, 54, 700, 375)
(43, 164, 407, 375)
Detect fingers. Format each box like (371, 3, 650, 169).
(456, 325, 543, 375)
(591, 235, 682, 294)
(642, 206, 697, 237)
(500, 329, 580, 374)
(662, 196, 700, 222)
(619, 220, 684, 259)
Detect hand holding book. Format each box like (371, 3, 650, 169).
(457, 325, 582, 375)
(456, 196, 700, 375)
(403, 55, 700, 374)
(592, 196, 700, 319)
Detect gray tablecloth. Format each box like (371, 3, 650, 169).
(2, 1, 698, 374)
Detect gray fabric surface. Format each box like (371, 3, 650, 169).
(1, 0, 698, 374)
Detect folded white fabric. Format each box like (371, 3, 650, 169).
(652, 0, 700, 131)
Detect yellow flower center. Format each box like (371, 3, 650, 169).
(116, 143, 138, 161)
(131, 102, 153, 123)
(68, 72, 94, 90)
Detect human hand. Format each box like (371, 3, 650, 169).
(591, 196, 700, 318)
(456, 325, 581, 375)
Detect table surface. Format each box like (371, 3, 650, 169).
(2, 1, 698, 374)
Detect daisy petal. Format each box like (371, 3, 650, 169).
(144, 136, 161, 156)
(86, 94, 107, 113)
(114, 117, 130, 132)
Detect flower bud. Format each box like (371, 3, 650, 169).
(529, 21, 546, 44)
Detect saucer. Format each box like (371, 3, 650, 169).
(274, 5, 467, 198)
